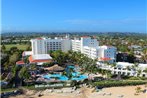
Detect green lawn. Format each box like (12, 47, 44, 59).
(5, 44, 29, 51)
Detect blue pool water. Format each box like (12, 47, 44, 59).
(43, 74, 68, 81)
(67, 65, 75, 69)
(59, 76, 68, 81)
(43, 66, 88, 81)
(43, 75, 51, 80)
(43, 74, 88, 81)
(72, 72, 80, 76)
(71, 75, 88, 81)
(50, 74, 61, 77)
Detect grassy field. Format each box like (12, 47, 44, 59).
(4, 44, 29, 51)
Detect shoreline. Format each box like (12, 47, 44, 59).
(9, 85, 147, 98)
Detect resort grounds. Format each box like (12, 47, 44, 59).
(10, 85, 147, 98)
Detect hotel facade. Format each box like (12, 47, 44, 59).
(30, 36, 116, 63)
(31, 37, 71, 55)
(72, 36, 116, 63)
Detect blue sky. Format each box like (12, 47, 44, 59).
(2, 0, 147, 32)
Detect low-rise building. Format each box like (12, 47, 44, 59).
(29, 54, 53, 65)
(22, 51, 32, 57)
(16, 60, 25, 66)
(98, 62, 147, 77)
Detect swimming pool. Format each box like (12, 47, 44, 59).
(59, 76, 68, 81)
(72, 72, 80, 76)
(43, 74, 68, 81)
(50, 74, 61, 77)
(43, 74, 88, 81)
(71, 75, 88, 81)
(43, 75, 51, 80)
(42, 65, 88, 81)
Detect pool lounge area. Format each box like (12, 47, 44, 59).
(42, 65, 88, 81)
(43, 73, 88, 81)
(43, 74, 68, 81)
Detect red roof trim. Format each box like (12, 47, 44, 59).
(16, 61, 25, 65)
(81, 36, 89, 38)
(36, 38, 43, 40)
(100, 57, 111, 61)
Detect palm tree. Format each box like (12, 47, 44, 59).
(135, 87, 142, 93)
(131, 65, 137, 71)
(11, 65, 19, 78)
(105, 70, 112, 78)
(126, 66, 131, 71)
(51, 50, 68, 65)
(1, 44, 6, 53)
(23, 56, 29, 64)
(137, 69, 142, 77)
(30, 63, 36, 70)
(19, 66, 30, 86)
(143, 68, 147, 73)
(142, 48, 147, 55)
(10, 65, 22, 87)
(111, 63, 116, 67)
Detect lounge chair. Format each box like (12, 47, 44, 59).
(103, 93, 106, 96)
(38, 94, 43, 97)
(106, 93, 112, 96)
(118, 95, 124, 98)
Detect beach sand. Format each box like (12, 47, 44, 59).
(88, 85, 147, 98)
(10, 85, 147, 98)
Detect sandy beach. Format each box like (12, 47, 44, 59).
(10, 85, 147, 98)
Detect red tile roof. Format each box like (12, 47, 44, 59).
(93, 36, 96, 39)
(81, 36, 89, 38)
(36, 38, 43, 40)
(16, 61, 25, 65)
(100, 57, 111, 61)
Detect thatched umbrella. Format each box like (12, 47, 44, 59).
(44, 64, 64, 71)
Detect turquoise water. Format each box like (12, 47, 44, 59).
(72, 75, 88, 81)
(67, 65, 75, 69)
(43, 75, 51, 80)
(43, 73, 88, 81)
(59, 76, 68, 81)
(43, 65, 88, 81)
(72, 72, 80, 76)
(43, 74, 68, 81)
(50, 74, 61, 77)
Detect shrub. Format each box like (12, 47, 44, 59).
(92, 80, 147, 87)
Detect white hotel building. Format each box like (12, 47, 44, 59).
(97, 62, 147, 77)
(72, 36, 116, 63)
(30, 36, 116, 63)
(31, 37, 71, 55)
